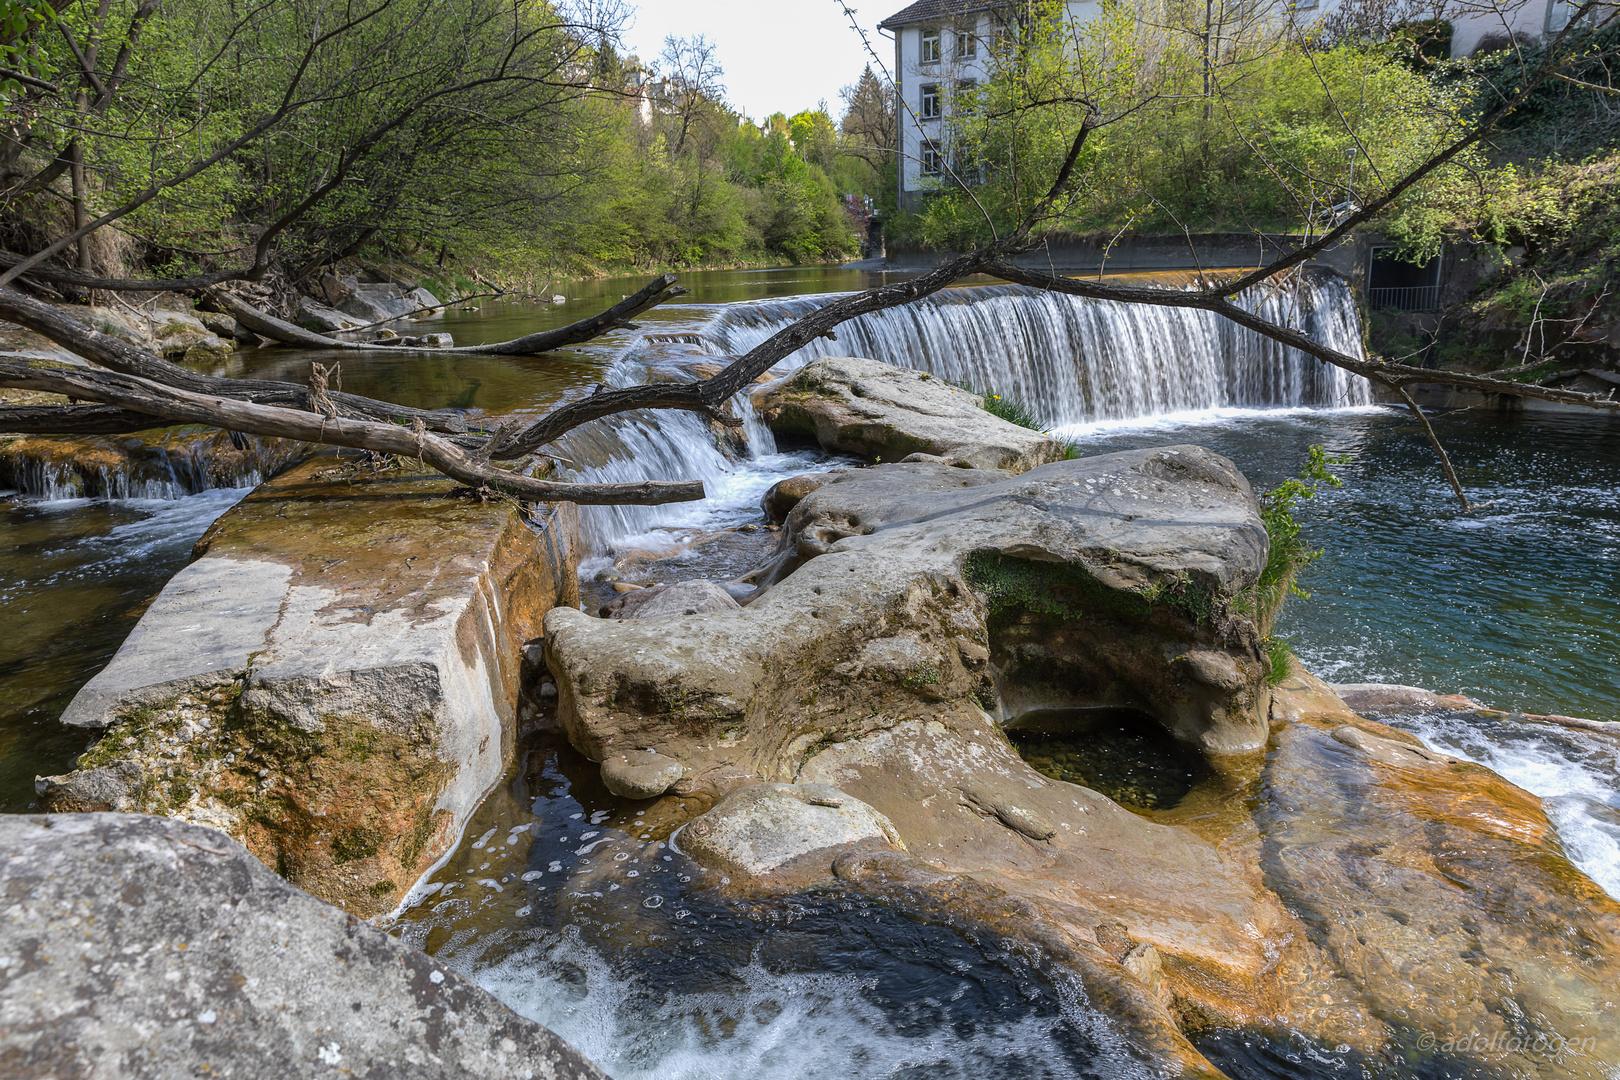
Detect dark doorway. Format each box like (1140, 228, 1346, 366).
(1367, 247, 1441, 311)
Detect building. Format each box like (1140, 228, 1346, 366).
(878, 0, 1586, 209)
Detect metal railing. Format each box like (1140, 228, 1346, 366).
(1366, 285, 1440, 312)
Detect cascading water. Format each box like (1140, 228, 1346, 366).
(0, 431, 304, 502)
(560, 272, 1370, 554)
(701, 271, 1371, 424)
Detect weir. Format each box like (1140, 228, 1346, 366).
(562, 271, 1372, 551)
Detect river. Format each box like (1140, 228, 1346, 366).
(2, 266, 1617, 1076)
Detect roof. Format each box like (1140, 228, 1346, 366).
(878, 0, 1005, 30)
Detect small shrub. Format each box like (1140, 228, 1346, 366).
(949, 380, 1081, 459)
(1253, 445, 1348, 632)
(1263, 636, 1295, 686)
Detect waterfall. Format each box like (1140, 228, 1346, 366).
(555, 271, 1372, 553)
(0, 431, 306, 502)
(699, 271, 1371, 426)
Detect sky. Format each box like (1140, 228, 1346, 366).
(618, 1, 893, 122)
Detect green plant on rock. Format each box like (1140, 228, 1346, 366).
(948, 381, 1081, 459)
(1253, 445, 1348, 633)
(1263, 636, 1295, 687)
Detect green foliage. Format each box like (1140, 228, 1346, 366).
(2, 0, 863, 283)
(1254, 445, 1347, 631)
(906, 3, 1480, 245)
(1263, 636, 1295, 687)
(950, 381, 1080, 458)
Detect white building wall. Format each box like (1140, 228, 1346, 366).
(889, 0, 1588, 206)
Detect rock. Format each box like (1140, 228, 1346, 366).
(1255, 721, 1620, 1074)
(0, 813, 607, 1079)
(599, 748, 686, 799)
(83, 306, 152, 347)
(373, 328, 398, 340)
(317, 272, 354, 306)
(338, 288, 400, 324)
(678, 782, 903, 885)
(42, 453, 580, 917)
(759, 469, 846, 523)
(1330, 681, 1482, 712)
(152, 312, 219, 360)
(420, 332, 454, 347)
(198, 311, 238, 339)
(548, 448, 1271, 781)
(406, 286, 442, 314)
(752, 356, 1065, 471)
(602, 579, 741, 619)
(182, 335, 234, 363)
(551, 295, 566, 304)
(295, 296, 360, 332)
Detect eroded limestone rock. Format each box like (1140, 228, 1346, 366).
(752, 356, 1065, 471)
(38, 453, 579, 917)
(0, 813, 606, 1079)
(600, 748, 687, 799)
(677, 782, 903, 886)
(547, 448, 1272, 778)
(542, 437, 1620, 1076)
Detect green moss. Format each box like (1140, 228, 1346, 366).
(965, 551, 1216, 628)
(901, 664, 941, 690)
(332, 826, 384, 864)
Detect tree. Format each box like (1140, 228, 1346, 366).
(0, 0, 632, 294)
(6, 0, 1616, 513)
(658, 32, 725, 157)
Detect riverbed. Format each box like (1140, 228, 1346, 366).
(3, 266, 1617, 1076)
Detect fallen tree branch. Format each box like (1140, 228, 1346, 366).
(0, 360, 706, 505)
(0, 285, 471, 432)
(1394, 385, 1474, 511)
(210, 274, 686, 356)
(0, 401, 172, 435)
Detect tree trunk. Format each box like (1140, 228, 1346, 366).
(210, 273, 685, 356)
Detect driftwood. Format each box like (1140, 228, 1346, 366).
(0, 359, 704, 505)
(0, 287, 470, 434)
(210, 274, 685, 356)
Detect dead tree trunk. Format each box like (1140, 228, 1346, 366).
(211, 274, 683, 357)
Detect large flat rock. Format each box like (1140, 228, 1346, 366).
(39, 454, 579, 917)
(752, 356, 1065, 471)
(0, 813, 606, 1079)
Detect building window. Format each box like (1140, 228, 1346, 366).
(921, 140, 943, 176)
(955, 78, 977, 114)
(957, 25, 977, 58)
(920, 84, 940, 120)
(920, 27, 940, 64)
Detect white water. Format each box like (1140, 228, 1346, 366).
(1387, 711, 1620, 900)
(562, 273, 1371, 555)
(702, 275, 1372, 424)
(464, 932, 1152, 1080)
(2, 435, 286, 501)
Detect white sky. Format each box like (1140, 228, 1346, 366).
(619, 1, 894, 122)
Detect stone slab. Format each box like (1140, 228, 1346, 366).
(0, 813, 606, 1080)
(40, 454, 579, 916)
